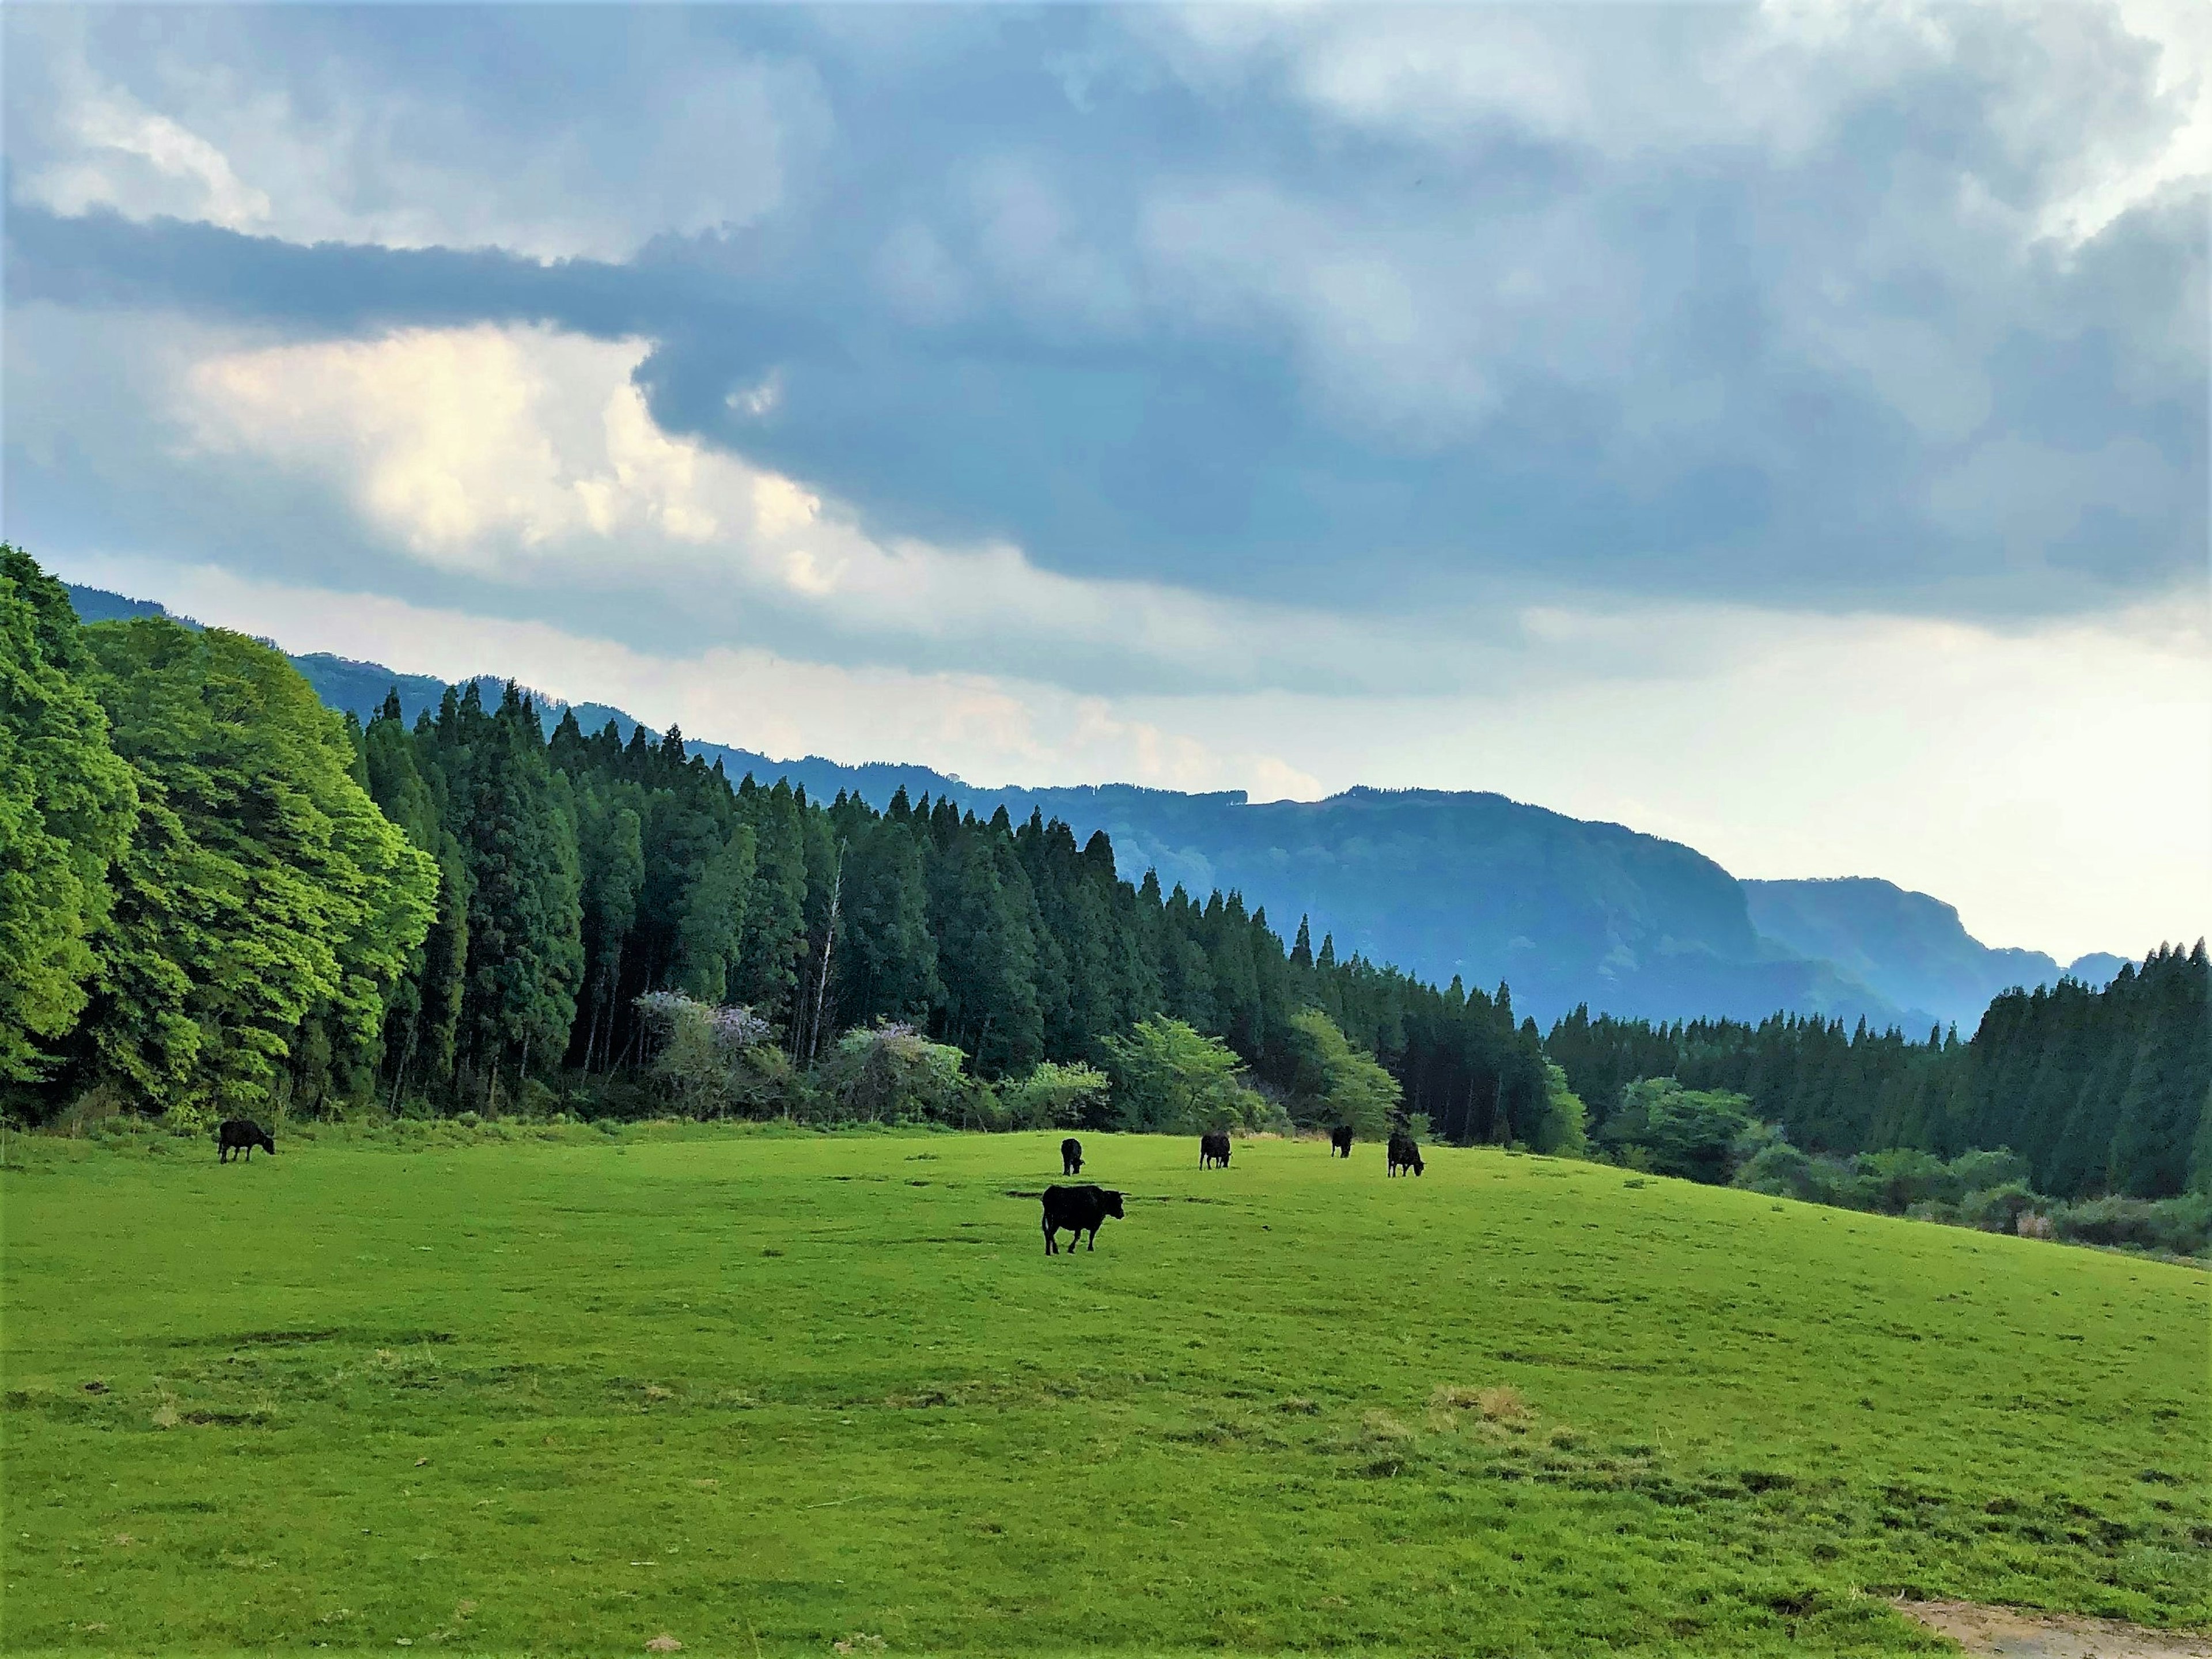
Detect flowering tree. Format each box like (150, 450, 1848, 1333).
(635, 991, 771, 1117)
(821, 1022, 987, 1126)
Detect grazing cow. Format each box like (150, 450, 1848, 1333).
(1041, 1184, 1124, 1254)
(1330, 1125, 1354, 1158)
(217, 1119, 275, 1162)
(1199, 1130, 1232, 1169)
(1387, 1131, 1425, 1177)
(1061, 1137, 1084, 1176)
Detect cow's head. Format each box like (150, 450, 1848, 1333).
(1103, 1190, 1124, 1219)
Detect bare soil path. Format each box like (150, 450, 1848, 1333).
(1900, 1600, 2212, 1659)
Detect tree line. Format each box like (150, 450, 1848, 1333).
(2, 547, 1555, 1141)
(1546, 941, 2212, 1202)
(5, 540, 2200, 1216)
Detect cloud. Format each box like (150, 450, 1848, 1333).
(3, 7, 827, 261)
(13, 304, 1508, 698)
(7, 3, 2202, 622)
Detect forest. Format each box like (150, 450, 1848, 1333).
(1, 547, 1556, 1147)
(1546, 942, 2211, 1203)
(5, 544, 2205, 1227)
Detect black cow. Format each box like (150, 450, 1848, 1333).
(1061, 1137, 1084, 1176)
(1041, 1184, 1124, 1254)
(1387, 1132, 1424, 1177)
(1330, 1125, 1354, 1158)
(218, 1119, 275, 1162)
(1199, 1131, 1231, 1169)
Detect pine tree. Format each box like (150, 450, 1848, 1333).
(734, 781, 809, 1031)
(456, 685, 583, 1101)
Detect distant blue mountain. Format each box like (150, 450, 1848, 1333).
(2061, 952, 2129, 990)
(1742, 879, 2134, 1032)
(68, 582, 2129, 1032)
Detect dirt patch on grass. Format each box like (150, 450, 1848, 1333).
(1898, 1599, 2212, 1658)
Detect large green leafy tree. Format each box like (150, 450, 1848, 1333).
(77, 618, 436, 1122)
(0, 548, 139, 1082)
(1101, 1015, 1247, 1132)
(1283, 1006, 1401, 1137)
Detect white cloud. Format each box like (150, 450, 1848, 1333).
(1131, 0, 2208, 456)
(163, 317, 1468, 692)
(4, 10, 824, 260)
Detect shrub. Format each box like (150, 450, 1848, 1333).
(1000, 1061, 1110, 1131)
(2047, 1192, 2212, 1256)
(1961, 1181, 2039, 1234)
(1949, 1147, 2030, 1193)
(1734, 1141, 1824, 1202)
(1854, 1147, 1956, 1214)
(634, 992, 774, 1118)
(816, 1023, 991, 1128)
(1532, 1062, 1589, 1157)
(1600, 1080, 1760, 1184)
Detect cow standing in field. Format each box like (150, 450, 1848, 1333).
(1200, 1131, 1231, 1169)
(1041, 1185, 1124, 1254)
(1330, 1126, 1354, 1158)
(1061, 1137, 1084, 1176)
(217, 1120, 275, 1162)
(1387, 1131, 1425, 1177)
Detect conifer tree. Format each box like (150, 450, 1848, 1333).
(456, 685, 583, 1098)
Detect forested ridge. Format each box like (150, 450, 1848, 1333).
(1548, 942, 2211, 1202)
(6, 546, 2206, 1223)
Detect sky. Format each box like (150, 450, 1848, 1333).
(3, 2, 2207, 963)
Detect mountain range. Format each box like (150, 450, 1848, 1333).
(65, 582, 2128, 1033)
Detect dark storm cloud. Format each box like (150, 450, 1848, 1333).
(5, 2, 2205, 632)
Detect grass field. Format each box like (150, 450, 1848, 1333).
(3, 1124, 2206, 1656)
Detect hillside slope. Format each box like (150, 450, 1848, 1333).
(6, 1128, 2206, 1655)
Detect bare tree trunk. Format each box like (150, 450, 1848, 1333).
(389, 1000, 422, 1117)
(807, 844, 846, 1066)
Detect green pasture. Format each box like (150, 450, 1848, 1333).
(3, 1126, 2206, 1656)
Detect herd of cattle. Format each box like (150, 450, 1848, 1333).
(215, 1112, 1421, 1260)
(1040, 1126, 1423, 1255)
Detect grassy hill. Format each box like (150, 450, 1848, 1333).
(4, 1128, 2204, 1656)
